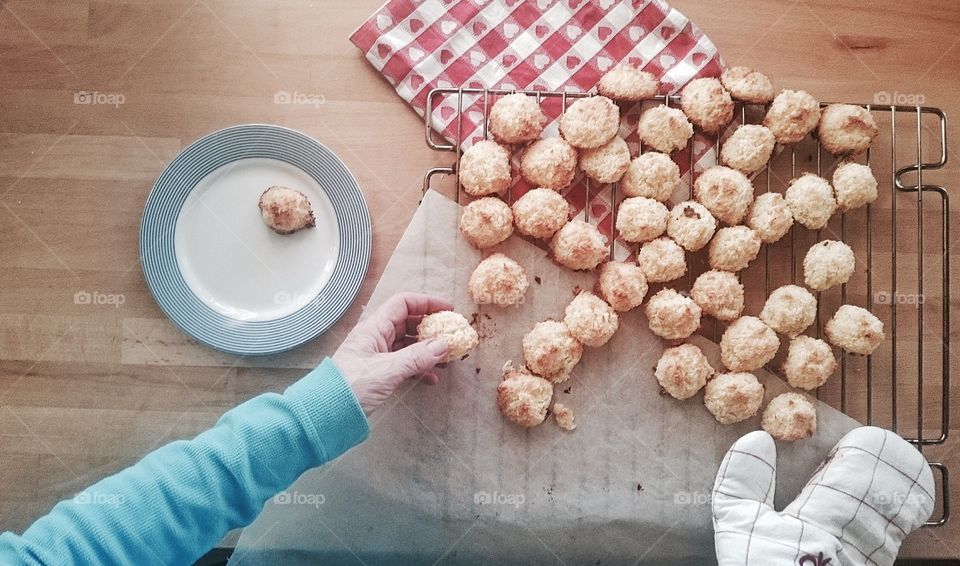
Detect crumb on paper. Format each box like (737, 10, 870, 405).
(553, 402, 576, 431)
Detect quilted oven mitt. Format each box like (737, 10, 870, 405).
(713, 426, 935, 565)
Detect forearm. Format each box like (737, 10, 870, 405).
(0, 358, 369, 565)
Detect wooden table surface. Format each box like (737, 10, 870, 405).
(1, 0, 957, 560)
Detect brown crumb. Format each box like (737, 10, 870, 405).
(534, 276, 542, 285)
(682, 205, 700, 219)
(563, 387, 572, 394)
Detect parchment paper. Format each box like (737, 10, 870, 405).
(231, 190, 862, 565)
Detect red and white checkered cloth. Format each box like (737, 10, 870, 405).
(351, 0, 725, 260)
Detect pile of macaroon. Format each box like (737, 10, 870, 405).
(416, 63, 884, 440)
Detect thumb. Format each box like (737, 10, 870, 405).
(385, 339, 449, 382)
(712, 431, 782, 565)
(713, 430, 778, 518)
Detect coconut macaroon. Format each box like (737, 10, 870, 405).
(825, 305, 885, 355)
(655, 343, 714, 400)
(637, 105, 694, 154)
(720, 316, 780, 372)
(720, 66, 775, 104)
(511, 188, 570, 239)
(258, 186, 316, 234)
(667, 201, 717, 252)
(704, 372, 765, 424)
(496, 361, 553, 428)
(488, 93, 547, 144)
(597, 63, 659, 101)
(644, 288, 702, 340)
(621, 152, 681, 201)
(459, 197, 513, 249)
(417, 311, 480, 363)
(596, 261, 648, 312)
(818, 104, 879, 155)
(832, 162, 878, 211)
(636, 237, 687, 283)
(759, 285, 817, 337)
(679, 77, 735, 134)
(468, 253, 529, 307)
(580, 136, 631, 184)
(747, 192, 794, 244)
(784, 173, 837, 230)
(763, 89, 821, 145)
(709, 226, 761, 273)
(559, 95, 620, 149)
(762, 393, 817, 441)
(693, 166, 755, 225)
(459, 140, 512, 196)
(564, 291, 619, 347)
(720, 125, 776, 174)
(520, 138, 578, 190)
(616, 197, 669, 243)
(522, 320, 583, 383)
(803, 240, 856, 291)
(691, 270, 745, 322)
(783, 336, 837, 391)
(553, 402, 577, 431)
(551, 219, 607, 271)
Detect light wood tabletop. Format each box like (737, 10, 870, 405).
(0, 0, 957, 560)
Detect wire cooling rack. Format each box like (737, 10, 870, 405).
(422, 87, 951, 526)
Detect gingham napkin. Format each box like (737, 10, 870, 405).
(713, 427, 935, 566)
(350, 0, 724, 258)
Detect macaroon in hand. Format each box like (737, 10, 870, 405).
(258, 186, 316, 234)
(417, 311, 479, 363)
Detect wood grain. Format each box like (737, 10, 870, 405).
(0, 0, 957, 559)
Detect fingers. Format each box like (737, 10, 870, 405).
(365, 293, 454, 350)
(375, 293, 454, 328)
(383, 338, 449, 383)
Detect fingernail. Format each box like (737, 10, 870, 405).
(427, 339, 448, 357)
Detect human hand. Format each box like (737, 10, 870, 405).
(332, 292, 452, 414)
(712, 426, 934, 566)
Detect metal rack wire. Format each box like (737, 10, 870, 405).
(423, 87, 951, 526)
